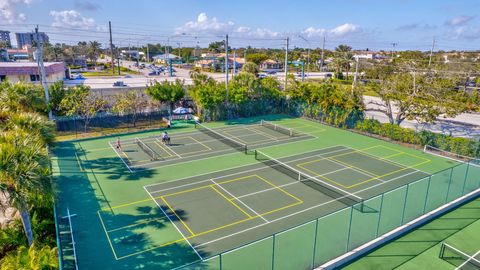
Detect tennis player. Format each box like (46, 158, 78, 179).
(116, 137, 121, 150)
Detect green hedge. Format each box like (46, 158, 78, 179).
(355, 119, 478, 157)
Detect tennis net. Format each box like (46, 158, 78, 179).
(260, 120, 295, 137)
(135, 137, 158, 160)
(255, 150, 363, 207)
(439, 242, 480, 269)
(195, 122, 247, 154)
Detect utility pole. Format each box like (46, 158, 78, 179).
(320, 35, 325, 72)
(34, 25, 52, 120)
(390, 42, 398, 58)
(428, 37, 435, 68)
(225, 34, 229, 101)
(109, 21, 114, 75)
(146, 44, 149, 62)
(284, 37, 289, 91)
(352, 56, 359, 95)
(233, 50, 236, 77)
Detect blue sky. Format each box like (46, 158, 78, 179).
(3, 0, 480, 50)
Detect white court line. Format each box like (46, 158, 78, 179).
(313, 153, 386, 183)
(210, 179, 270, 223)
(154, 137, 182, 158)
(193, 169, 423, 250)
(146, 146, 349, 194)
(456, 247, 480, 269)
(235, 166, 351, 200)
(131, 131, 316, 170)
(143, 186, 203, 260)
(108, 142, 133, 173)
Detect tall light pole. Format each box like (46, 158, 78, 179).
(320, 35, 325, 72)
(225, 34, 229, 101)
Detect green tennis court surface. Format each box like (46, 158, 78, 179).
(52, 116, 465, 270)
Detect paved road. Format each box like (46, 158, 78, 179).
(364, 96, 480, 138)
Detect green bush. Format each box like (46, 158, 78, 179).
(354, 118, 478, 158)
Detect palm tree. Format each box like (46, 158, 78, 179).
(0, 130, 52, 246)
(87, 41, 102, 68)
(335, 44, 354, 79)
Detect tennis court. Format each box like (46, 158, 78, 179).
(98, 144, 430, 260)
(53, 116, 469, 270)
(440, 243, 480, 269)
(110, 120, 314, 171)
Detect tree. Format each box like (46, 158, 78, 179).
(242, 62, 259, 76)
(0, 130, 52, 246)
(146, 80, 185, 120)
(48, 82, 67, 116)
(1, 244, 58, 270)
(0, 82, 47, 114)
(246, 53, 269, 65)
(87, 41, 102, 67)
(189, 80, 226, 121)
(208, 41, 229, 53)
(112, 91, 149, 127)
(60, 85, 107, 132)
(334, 44, 353, 79)
(366, 71, 464, 125)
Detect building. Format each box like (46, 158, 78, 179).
(0, 62, 66, 84)
(152, 53, 180, 64)
(259, 59, 282, 71)
(15, 32, 49, 48)
(7, 48, 32, 60)
(0, 30, 11, 47)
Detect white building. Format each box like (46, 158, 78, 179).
(0, 62, 66, 84)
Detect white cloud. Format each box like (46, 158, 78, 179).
(50, 10, 96, 29)
(446, 15, 474, 26)
(176, 12, 235, 35)
(0, 0, 32, 23)
(176, 12, 281, 38)
(301, 23, 361, 38)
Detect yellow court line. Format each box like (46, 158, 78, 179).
(210, 186, 253, 218)
(378, 145, 431, 162)
(383, 152, 405, 159)
(258, 201, 304, 216)
(97, 211, 119, 260)
(187, 136, 213, 151)
(296, 164, 353, 189)
(222, 130, 249, 144)
(106, 218, 164, 233)
(328, 156, 381, 177)
(247, 126, 279, 140)
(255, 175, 304, 203)
(153, 141, 174, 158)
(161, 197, 196, 236)
(74, 152, 85, 172)
(217, 174, 258, 185)
(104, 197, 157, 211)
(162, 184, 212, 198)
(345, 159, 431, 189)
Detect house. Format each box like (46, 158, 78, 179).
(195, 59, 217, 69)
(259, 59, 282, 71)
(0, 62, 66, 84)
(152, 53, 181, 64)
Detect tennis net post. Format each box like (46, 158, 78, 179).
(260, 120, 295, 137)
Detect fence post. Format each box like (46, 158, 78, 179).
(400, 184, 410, 225)
(375, 194, 385, 238)
(444, 167, 454, 203)
(271, 234, 276, 270)
(345, 206, 354, 252)
(461, 163, 471, 195)
(312, 218, 319, 268)
(423, 176, 432, 213)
